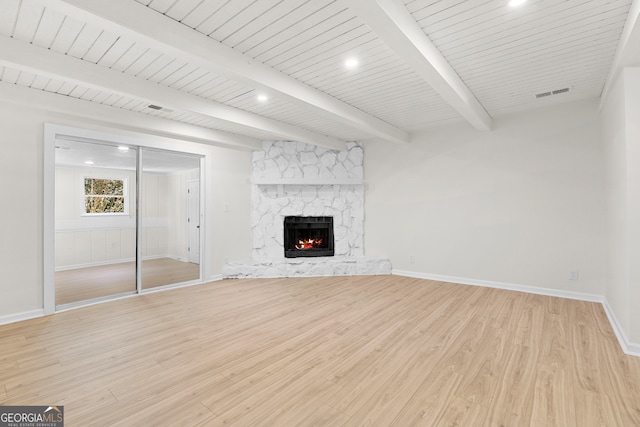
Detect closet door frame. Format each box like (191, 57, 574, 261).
(44, 123, 208, 315)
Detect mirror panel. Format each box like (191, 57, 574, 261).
(54, 139, 137, 307)
(139, 148, 201, 290)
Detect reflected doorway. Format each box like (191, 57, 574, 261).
(139, 148, 201, 290)
(188, 180, 200, 264)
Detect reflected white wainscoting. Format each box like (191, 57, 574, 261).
(55, 227, 136, 269)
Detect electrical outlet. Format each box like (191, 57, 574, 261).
(569, 270, 579, 281)
(409, 255, 416, 264)
(223, 203, 230, 212)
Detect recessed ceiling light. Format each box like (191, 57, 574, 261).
(508, 0, 526, 7)
(117, 146, 130, 152)
(345, 58, 359, 69)
(257, 94, 269, 102)
(84, 160, 94, 165)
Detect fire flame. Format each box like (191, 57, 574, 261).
(295, 238, 323, 250)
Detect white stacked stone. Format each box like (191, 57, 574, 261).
(223, 257, 392, 279)
(251, 141, 365, 260)
(224, 140, 392, 278)
(252, 140, 364, 182)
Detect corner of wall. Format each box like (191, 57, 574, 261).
(602, 297, 640, 357)
(394, 269, 640, 357)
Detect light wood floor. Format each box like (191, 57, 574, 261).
(55, 258, 200, 305)
(2, 275, 639, 426)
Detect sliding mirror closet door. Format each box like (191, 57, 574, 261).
(54, 140, 138, 308)
(139, 148, 201, 290)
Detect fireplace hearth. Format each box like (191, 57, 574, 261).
(284, 216, 334, 258)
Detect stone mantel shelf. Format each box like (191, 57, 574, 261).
(252, 177, 363, 186)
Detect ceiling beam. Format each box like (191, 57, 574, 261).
(0, 35, 346, 151)
(0, 81, 262, 151)
(349, 0, 492, 131)
(42, 0, 409, 144)
(599, 0, 640, 109)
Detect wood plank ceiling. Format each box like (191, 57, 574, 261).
(0, 0, 632, 149)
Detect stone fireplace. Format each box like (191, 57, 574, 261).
(222, 140, 391, 278)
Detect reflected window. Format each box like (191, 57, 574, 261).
(83, 177, 128, 215)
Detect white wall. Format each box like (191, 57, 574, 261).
(626, 70, 640, 345)
(208, 149, 253, 273)
(601, 69, 631, 341)
(0, 102, 46, 316)
(55, 165, 136, 269)
(365, 100, 606, 295)
(0, 100, 252, 320)
(601, 68, 640, 345)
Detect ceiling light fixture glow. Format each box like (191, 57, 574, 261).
(257, 94, 269, 102)
(84, 160, 94, 165)
(345, 58, 359, 69)
(508, 0, 526, 7)
(117, 146, 130, 151)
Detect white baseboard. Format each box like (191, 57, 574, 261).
(392, 269, 640, 357)
(55, 254, 188, 271)
(0, 309, 44, 326)
(601, 299, 640, 357)
(161, 254, 188, 263)
(392, 270, 604, 302)
(56, 257, 136, 271)
(207, 274, 223, 282)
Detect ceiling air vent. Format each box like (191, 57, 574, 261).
(535, 87, 571, 99)
(145, 104, 175, 113)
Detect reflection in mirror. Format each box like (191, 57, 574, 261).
(54, 139, 137, 307)
(140, 148, 201, 289)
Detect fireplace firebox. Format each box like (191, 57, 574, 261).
(284, 216, 334, 258)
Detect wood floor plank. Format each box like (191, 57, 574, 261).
(531, 363, 578, 426)
(86, 373, 226, 427)
(388, 367, 463, 425)
(199, 333, 341, 417)
(1, 275, 639, 425)
(272, 402, 351, 426)
(513, 292, 547, 348)
(484, 343, 537, 425)
(109, 401, 217, 427)
(574, 391, 625, 427)
(452, 323, 509, 407)
(432, 395, 489, 426)
(210, 373, 343, 426)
